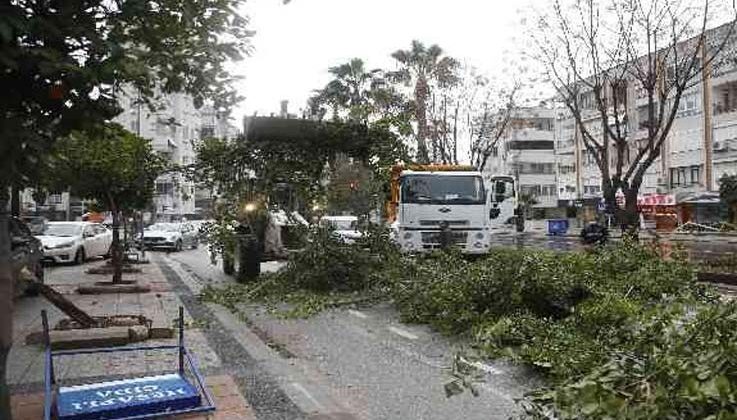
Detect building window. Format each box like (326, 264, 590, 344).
(714, 81, 737, 115)
(155, 182, 173, 196)
(579, 91, 595, 110)
(584, 185, 601, 195)
(47, 193, 63, 205)
(638, 105, 653, 130)
(671, 166, 699, 187)
(491, 146, 498, 157)
(611, 81, 627, 107)
(677, 93, 700, 117)
(690, 165, 701, 185)
(540, 185, 557, 196)
(559, 164, 575, 174)
(584, 150, 597, 166)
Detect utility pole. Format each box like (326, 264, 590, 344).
(574, 120, 583, 199)
(702, 37, 714, 191)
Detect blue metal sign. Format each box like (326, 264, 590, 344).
(57, 373, 201, 420)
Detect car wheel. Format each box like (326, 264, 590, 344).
(74, 247, 85, 265)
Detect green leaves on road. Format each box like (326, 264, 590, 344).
(200, 231, 737, 418)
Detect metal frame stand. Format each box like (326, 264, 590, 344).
(42, 307, 216, 420)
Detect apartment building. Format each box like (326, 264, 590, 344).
(483, 107, 559, 216)
(555, 22, 737, 216)
(114, 90, 238, 221)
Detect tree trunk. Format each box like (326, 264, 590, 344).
(623, 187, 640, 237)
(414, 77, 430, 164)
(0, 194, 14, 420)
(111, 208, 123, 284)
(10, 186, 19, 217)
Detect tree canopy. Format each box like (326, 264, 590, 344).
(49, 123, 168, 283)
(50, 123, 168, 214)
(193, 118, 407, 207)
(0, 0, 250, 191)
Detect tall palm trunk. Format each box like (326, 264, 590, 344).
(414, 76, 430, 163)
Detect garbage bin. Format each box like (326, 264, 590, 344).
(547, 219, 569, 236)
(235, 233, 261, 282)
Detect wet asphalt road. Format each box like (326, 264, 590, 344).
(165, 248, 535, 420)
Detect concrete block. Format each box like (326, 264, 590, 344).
(149, 327, 175, 339)
(48, 326, 131, 350)
(77, 283, 152, 294)
(128, 325, 149, 342)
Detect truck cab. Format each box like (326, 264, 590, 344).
(396, 169, 491, 254)
(487, 175, 518, 230)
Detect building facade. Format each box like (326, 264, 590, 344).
(483, 107, 559, 216)
(114, 89, 238, 221)
(19, 90, 237, 222)
(554, 23, 737, 217)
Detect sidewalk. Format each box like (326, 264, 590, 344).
(8, 257, 255, 420)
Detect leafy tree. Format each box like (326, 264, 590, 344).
(50, 124, 167, 283)
(309, 58, 413, 133)
(325, 157, 380, 218)
(0, 2, 249, 415)
(191, 119, 407, 259)
(390, 41, 459, 163)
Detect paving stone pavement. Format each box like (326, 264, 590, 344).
(7, 258, 227, 406)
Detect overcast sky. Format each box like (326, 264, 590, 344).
(231, 0, 534, 122)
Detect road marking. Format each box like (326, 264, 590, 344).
(478, 382, 515, 402)
(460, 357, 503, 375)
(388, 326, 419, 340)
(291, 382, 325, 412)
(347, 309, 368, 319)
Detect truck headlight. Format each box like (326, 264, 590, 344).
(474, 242, 483, 248)
(403, 232, 413, 240)
(54, 241, 75, 249)
(475, 232, 484, 240)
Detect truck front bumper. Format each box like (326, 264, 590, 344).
(398, 229, 491, 254)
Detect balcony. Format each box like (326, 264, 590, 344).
(508, 129, 554, 142)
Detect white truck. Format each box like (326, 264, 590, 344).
(388, 165, 517, 254)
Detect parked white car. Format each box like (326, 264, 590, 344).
(142, 223, 198, 251)
(319, 216, 363, 244)
(36, 222, 112, 264)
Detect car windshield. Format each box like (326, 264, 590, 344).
(401, 175, 486, 205)
(322, 219, 357, 230)
(147, 223, 180, 232)
(42, 223, 82, 237)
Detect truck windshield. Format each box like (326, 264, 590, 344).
(401, 175, 485, 205)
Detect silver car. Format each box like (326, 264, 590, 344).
(142, 222, 199, 251)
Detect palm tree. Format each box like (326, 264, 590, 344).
(310, 58, 381, 122)
(390, 41, 459, 163)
